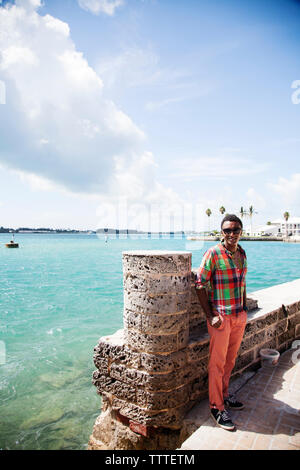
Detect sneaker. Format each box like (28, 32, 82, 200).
(210, 408, 235, 431)
(224, 394, 245, 410)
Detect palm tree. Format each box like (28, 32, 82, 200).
(206, 208, 212, 234)
(240, 207, 244, 219)
(283, 211, 290, 238)
(219, 207, 226, 237)
(248, 205, 257, 236)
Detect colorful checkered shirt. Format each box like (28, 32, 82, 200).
(195, 242, 247, 315)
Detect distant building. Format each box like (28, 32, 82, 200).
(244, 224, 278, 237)
(244, 218, 300, 237)
(271, 217, 300, 237)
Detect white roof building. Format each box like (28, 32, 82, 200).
(244, 217, 300, 237)
(270, 217, 300, 236)
(272, 217, 300, 224)
(245, 224, 278, 236)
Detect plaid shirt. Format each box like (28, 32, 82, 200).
(195, 242, 247, 315)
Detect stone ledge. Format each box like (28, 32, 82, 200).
(247, 279, 300, 317)
(124, 290, 190, 315)
(123, 251, 191, 276)
(124, 273, 191, 294)
(124, 310, 189, 334)
(90, 273, 300, 450)
(109, 395, 190, 428)
(94, 337, 189, 373)
(125, 328, 189, 354)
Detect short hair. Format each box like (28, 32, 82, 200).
(221, 214, 243, 230)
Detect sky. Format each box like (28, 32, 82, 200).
(0, 0, 300, 231)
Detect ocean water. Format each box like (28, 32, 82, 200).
(1, 233, 300, 450)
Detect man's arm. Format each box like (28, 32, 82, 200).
(196, 287, 222, 328)
(196, 287, 212, 318)
(243, 286, 247, 312)
(195, 250, 222, 328)
(242, 253, 248, 312)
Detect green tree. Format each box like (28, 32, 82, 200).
(248, 205, 257, 236)
(283, 211, 290, 237)
(206, 208, 212, 233)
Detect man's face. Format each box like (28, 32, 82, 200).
(221, 221, 242, 246)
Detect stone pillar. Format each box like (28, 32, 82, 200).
(123, 251, 191, 355)
(89, 251, 193, 450)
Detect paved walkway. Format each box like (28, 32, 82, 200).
(180, 347, 300, 450)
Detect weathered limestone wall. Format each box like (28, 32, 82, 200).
(88, 251, 300, 451)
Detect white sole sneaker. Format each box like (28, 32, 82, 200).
(210, 411, 236, 431)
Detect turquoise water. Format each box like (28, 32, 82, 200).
(1, 234, 300, 450)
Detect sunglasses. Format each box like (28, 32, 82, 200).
(222, 228, 241, 235)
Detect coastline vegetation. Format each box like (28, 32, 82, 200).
(0, 208, 294, 238)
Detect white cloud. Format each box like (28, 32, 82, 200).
(270, 138, 300, 147)
(0, 1, 145, 194)
(145, 96, 186, 111)
(44, 14, 70, 37)
(0, 1, 198, 231)
(96, 47, 160, 90)
(246, 188, 266, 211)
(1, 46, 38, 69)
(218, 147, 241, 153)
(269, 173, 300, 205)
(15, 170, 58, 192)
(167, 156, 269, 181)
(15, 0, 42, 10)
(95, 151, 192, 231)
(96, 46, 214, 111)
(78, 0, 124, 16)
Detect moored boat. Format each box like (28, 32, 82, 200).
(5, 237, 19, 248)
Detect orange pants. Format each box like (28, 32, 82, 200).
(207, 311, 247, 410)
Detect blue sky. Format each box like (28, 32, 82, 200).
(0, 0, 300, 230)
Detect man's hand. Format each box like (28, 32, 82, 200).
(207, 313, 223, 329)
(196, 287, 223, 329)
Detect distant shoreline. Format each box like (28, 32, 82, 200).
(1, 231, 299, 243)
(187, 236, 300, 243)
(187, 236, 282, 241)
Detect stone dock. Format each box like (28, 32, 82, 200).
(88, 251, 300, 450)
(179, 346, 300, 450)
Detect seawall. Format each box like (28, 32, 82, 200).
(88, 251, 300, 450)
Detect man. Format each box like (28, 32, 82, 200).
(195, 214, 248, 431)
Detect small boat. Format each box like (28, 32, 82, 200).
(5, 236, 19, 248)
